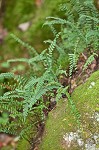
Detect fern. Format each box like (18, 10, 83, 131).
(69, 39, 79, 77)
(10, 33, 38, 56)
(0, 72, 15, 80)
(45, 0, 99, 52)
(83, 53, 98, 71)
(69, 53, 78, 77)
(0, 33, 62, 136)
(23, 70, 61, 119)
(45, 0, 99, 76)
(48, 24, 58, 36)
(44, 32, 61, 71)
(66, 92, 81, 127)
(8, 50, 46, 65)
(56, 86, 68, 101)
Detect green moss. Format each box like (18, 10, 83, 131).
(17, 138, 31, 150)
(1, 146, 14, 150)
(39, 71, 99, 150)
(72, 70, 99, 114)
(39, 100, 77, 150)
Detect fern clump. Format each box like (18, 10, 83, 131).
(44, 0, 99, 76)
(0, 32, 64, 138)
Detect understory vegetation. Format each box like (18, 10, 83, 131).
(0, 0, 99, 149)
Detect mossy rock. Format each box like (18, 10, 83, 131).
(39, 71, 99, 150)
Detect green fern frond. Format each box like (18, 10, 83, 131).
(56, 86, 68, 101)
(69, 53, 78, 77)
(66, 92, 81, 127)
(8, 49, 46, 67)
(44, 32, 61, 70)
(10, 33, 38, 56)
(0, 72, 15, 80)
(83, 53, 98, 71)
(69, 39, 79, 77)
(48, 24, 58, 36)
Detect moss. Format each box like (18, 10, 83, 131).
(72, 70, 99, 113)
(39, 98, 78, 150)
(39, 71, 99, 150)
(1, 146, 14, 150)
(17, 138, 31, 150)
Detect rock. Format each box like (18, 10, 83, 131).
(39, 71, 99, 150)
(18, 22, 30, 32)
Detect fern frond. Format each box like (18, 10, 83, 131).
(56, 86, 68, 101)
(69, 39, 79, 77)
(66, 92, 81, 126)
(0, 73, 15, 80)
(69, 53, 78, 77)
(8, 49, 46, 67)
(10, 33, 38, 56)
(44, 32, 61, 70)
(83, 53, 97, 71)
(48, 24, 57, 36)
